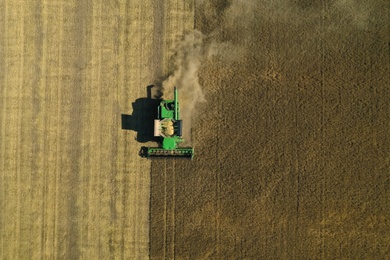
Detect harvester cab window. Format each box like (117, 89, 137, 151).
(166, 102, 174, 111)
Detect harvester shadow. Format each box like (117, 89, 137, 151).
(121, 85, 161, 146)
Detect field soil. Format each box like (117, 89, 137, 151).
(1, 0, 389, 260)
(150, 1, 389, 259)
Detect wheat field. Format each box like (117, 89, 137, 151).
(1, 1, 389, 259)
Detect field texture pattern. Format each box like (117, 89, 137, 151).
(150, 0, 389, 259)
(1, 0, 389, 260)
(0, 0, 187, 259)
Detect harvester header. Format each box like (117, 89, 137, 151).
(146, 87, 194, 159)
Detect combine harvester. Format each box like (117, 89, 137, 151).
(146, 87, 194, 159)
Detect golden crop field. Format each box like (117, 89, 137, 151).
(0, 0, 193, 259)
(1, 0, 389, 259)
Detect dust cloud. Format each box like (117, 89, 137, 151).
(334, 0, 377, 29)
(160, 0, 379, 144)
(160, 1, 250, 143)
(161, 30, 206, 143)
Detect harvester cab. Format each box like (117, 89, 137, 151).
(146, 87, 194, 159)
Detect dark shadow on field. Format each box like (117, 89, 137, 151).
(121, 85, 161, 143)
(138, 146, 150, 158)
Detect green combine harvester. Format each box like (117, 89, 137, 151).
(146, 87, 194, 159)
